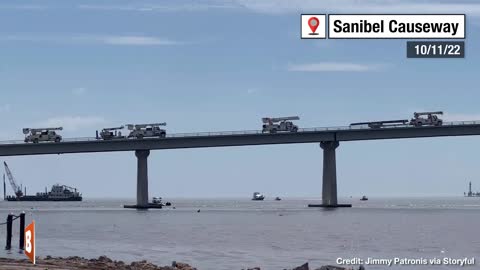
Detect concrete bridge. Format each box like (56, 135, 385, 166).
(1, 121, 480, 208)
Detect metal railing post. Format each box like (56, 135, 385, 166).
(19, 212, 25, 250)
(5, 214, 13, 250)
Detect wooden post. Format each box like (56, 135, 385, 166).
(19, 212, 25, 250)
(5, 214, 13, 250)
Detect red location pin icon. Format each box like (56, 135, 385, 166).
(308, 17, 320, 35)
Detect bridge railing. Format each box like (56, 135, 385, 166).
(167, 129, 263, 138)
(1, 121, 480, 145)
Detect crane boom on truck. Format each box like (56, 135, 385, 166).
(23, 127, 63, 134)
(262, 116, 300, 124)
(350, 119, 409, 129)
(414, 111, 443, 116)
(126, 123, 167, 139)
(3, 162, 22, 198)
(96, 126, 125, 140)
(126, 123, 167, 130)
(410, 111, 443, 127)
(102, 126, 125, 131)
(23, 127, 63, 143)
(262, 116, 300, 133)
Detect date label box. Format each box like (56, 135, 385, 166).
(407, 41, 464, 58)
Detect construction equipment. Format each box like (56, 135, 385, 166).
(3, 162, 22, 198)
(60, 184, 78, 193)
(262, 116, 300, 133)
(127, 123, 167, 139)
(350, 119, 409, 129)
(96, 126, 126, 140)
(23, 127, 63, 143)
(410, 111, 443, 127)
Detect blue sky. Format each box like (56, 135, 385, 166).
(0, 0, 479, 198)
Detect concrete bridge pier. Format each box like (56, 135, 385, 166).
(124, 150, 161, 209)
(136, 149, 150, 208)
(308, 141, 351, 208)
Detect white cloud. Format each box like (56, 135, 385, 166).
(246, 88, 259, 94)
(72, 88, 87, 96)
(38, 116, 106, 132)
(77, 1, 480, 16)
(2, 1, 479, 17)
(234, 0, 480, 15)
(0, 104, 11, 112)
(78, 2, 238, 12)
(0, 5, 46, 10)
(443, 113, 480, 122)
(0, 35, 180, 46)
(288, 62, 386, 72)
(100, 36, 178, 45)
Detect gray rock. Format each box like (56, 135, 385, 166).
(316, 266, 348, 270)
(293, 263, 309, 270)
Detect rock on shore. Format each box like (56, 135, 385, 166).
(0, 256, 197, 270)
(244, 262, 361, 270)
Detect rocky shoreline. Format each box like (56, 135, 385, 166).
(0, 256, 196, 270)
(0, 256, 361, 270)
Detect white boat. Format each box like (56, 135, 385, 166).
(252, 192, 265, 201)
(151, 196, 173, 207)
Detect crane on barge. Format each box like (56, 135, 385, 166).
(3, 161, 23, 198)
(3, 161, 82, 201)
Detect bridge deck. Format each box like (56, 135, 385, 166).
(0, 121, 479, 156)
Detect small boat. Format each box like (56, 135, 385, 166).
(152, 197, 173, 207)
(252, 192, 265, 201)
(360, 195, 368, 201)
(275, 197, 281, 201)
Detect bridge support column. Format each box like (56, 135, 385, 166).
(308, 141, 351, 208)
(124, 150, 161, 209)
(136, 150, 150, 208)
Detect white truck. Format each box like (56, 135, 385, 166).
(96, 126, 126, 140)
(410, 111, 443, 127)
(127, 123, 167, 139)
(23, 127, 63, 143)
(262, 116, 299, 133)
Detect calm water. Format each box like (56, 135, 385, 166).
(0, 197, 479, 270)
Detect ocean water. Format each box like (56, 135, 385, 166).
(0, 197, 479, 270)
